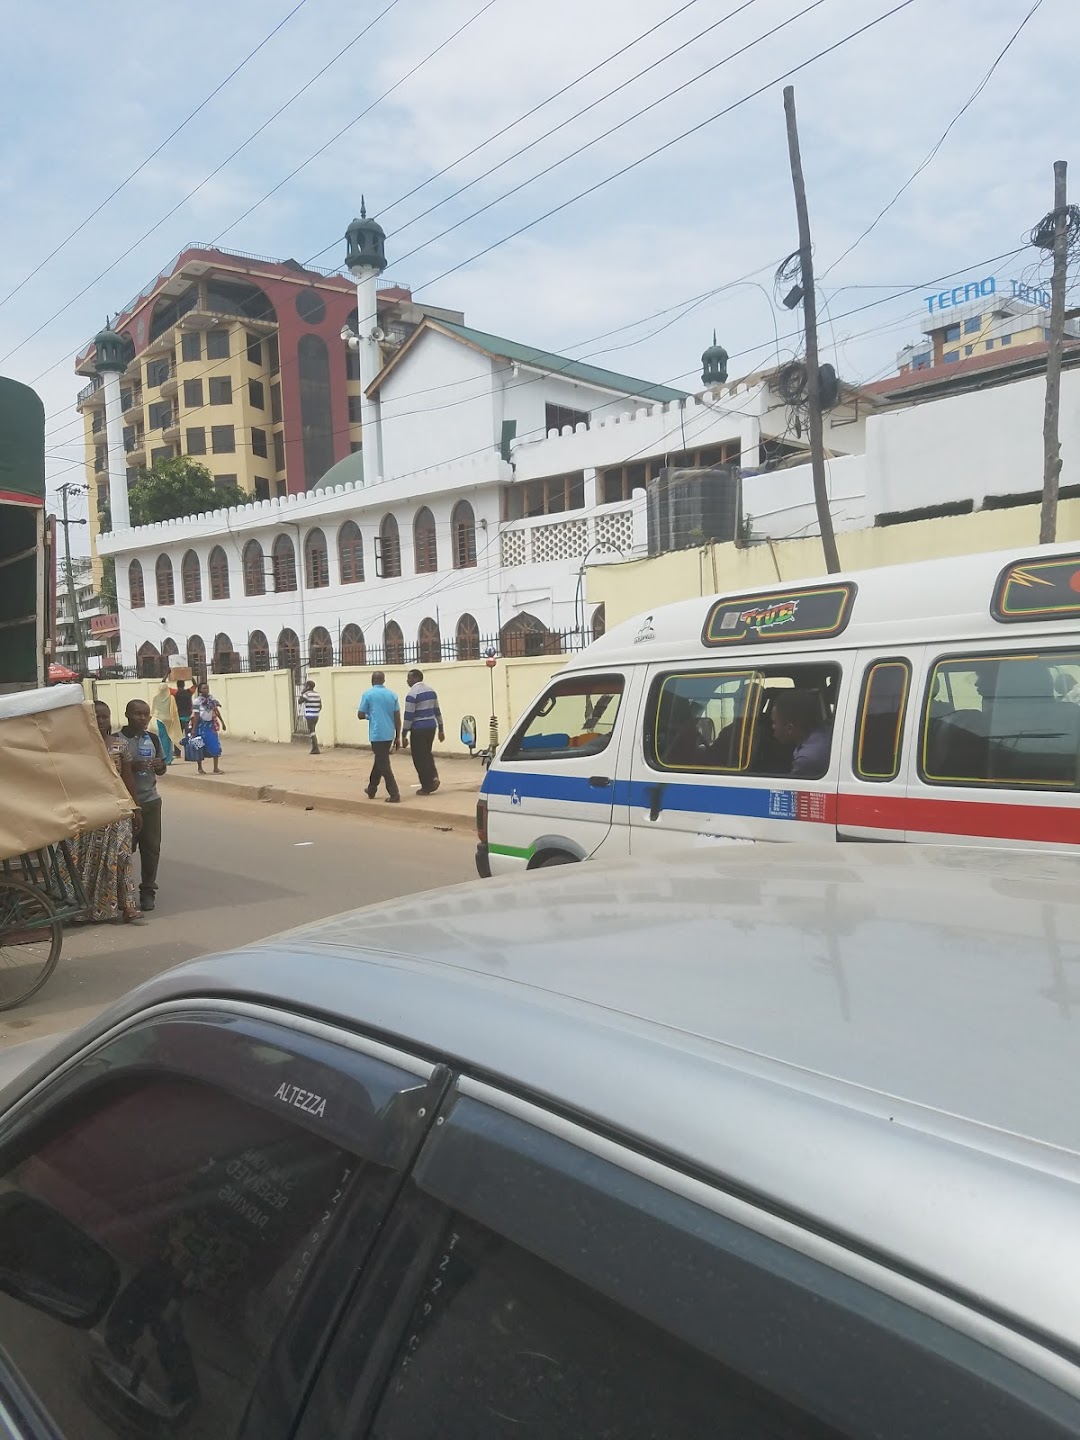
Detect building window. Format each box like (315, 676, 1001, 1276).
(207, 329, 230, 360)
(338, 521, 364, 584)
(451, 499, 477, 568)
(1001, 334, 1012, 346)
(505, 472, 588, 520)
(383, 620, 405, 665)
(942, 323, 961, 343)
(277, 627, 301, 677)
(272, 429, 285, 473)
(212, 425, 235, 454)
(184, 378, 203, 408)
(212, 631, 237, 674)
(120, 388, 134, 411)
(964, 345, 974, 357)
(209, 376, 232, 405)
(248, 629, 270, 670)
(455, 612, 480, 661)
(545, 402, 589, 434)
(377, 514, 401, 578)
(601, 460, 654, 505)
(186, 427, 206, 455)
(417, 616, 442, 664)
(348, 393, 363, 424)
(150, 446, 174, 465)
(246, 333, 263, 365)
(249, 378, 265, 410)
(94, 444, 106, 473)
(985, 339, 995, 351)
(304, 527, 329, 588)
(272, 534, 297, 593)
(341, 623, 366, 666)
(964, 317, 981, 335)
(911, 353, 931, 371)
(413, 506, 438, 574)
(298, 333, 333, 488)
(187, 633, 206, 677)
(146, 357, 171, 388)
(214, 474, 237, 491)
(308, 626, 333, 668)
(275, 479, 286, 497)
(942, 350, 960, 364)
(181, 331, 201, 362)
(254, 477, 270, 501)
(248, 426, 266, 459)
(208, 545, 230, 600)
(271, 384, 282, 423)
(243, 539, 266, 597)
(295, 288, 327, 324)
(345, 349, 361, 381)
(148, 401, 171, 431)
(268, 334, 279, 374)
(181, 549, 202, 604)
(128, 560, 145, 609)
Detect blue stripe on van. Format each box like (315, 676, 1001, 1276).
(482, 768, 804, 821)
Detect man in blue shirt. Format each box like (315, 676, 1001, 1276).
(358, 671, 402, 802)
(769, 689, 832, 779)
(402, 668, 445, 795)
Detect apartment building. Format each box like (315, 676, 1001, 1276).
(74, 244, 462, 579)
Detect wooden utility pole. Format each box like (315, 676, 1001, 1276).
(1039, 160, 1069, 545)
(783, 85, 840, 574)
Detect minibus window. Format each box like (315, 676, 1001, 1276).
(921, 650, 1080, 790)
(503, 675, 625, 763)
(853, 660, 911, 783)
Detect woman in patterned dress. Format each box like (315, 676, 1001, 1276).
(69, 700, 143, 923)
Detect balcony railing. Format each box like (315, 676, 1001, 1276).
(77, 376, 104, 406)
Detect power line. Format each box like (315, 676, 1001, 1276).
(0, 0, 312, 315)
(822, 0, 1044, 279)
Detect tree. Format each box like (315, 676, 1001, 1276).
(128, 457, 251, 527)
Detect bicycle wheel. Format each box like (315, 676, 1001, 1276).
(0, 877, 62, 1011)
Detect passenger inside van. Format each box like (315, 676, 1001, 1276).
(769, 689, 833, 778)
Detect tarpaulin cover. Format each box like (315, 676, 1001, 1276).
(0, 692, 132, 858)
(0, 375, 45, 503)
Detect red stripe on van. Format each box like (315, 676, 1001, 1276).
(838, 792, 1079, 845)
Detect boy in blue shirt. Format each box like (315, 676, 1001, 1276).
(358, 671, 402, 803)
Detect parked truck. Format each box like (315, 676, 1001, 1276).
(0, 375, 50, 692)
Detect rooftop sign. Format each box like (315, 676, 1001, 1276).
(925, 276, 1051, 316)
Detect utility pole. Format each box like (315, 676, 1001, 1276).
(56, 482, 89, 676)
(783, 85, 840, 574)
(1039, 160, 1069, 545)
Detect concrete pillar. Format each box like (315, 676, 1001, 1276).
(102, 368, 129, 530)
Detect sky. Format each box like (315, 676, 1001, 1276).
(0, 0, 1072, 546)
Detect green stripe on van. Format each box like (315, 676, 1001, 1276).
(488, 842, 535, 861)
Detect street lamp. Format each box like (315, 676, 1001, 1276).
(55, 482, 90, 678)
(574, 541, 624, 642)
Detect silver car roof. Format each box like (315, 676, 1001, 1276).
(11, 843, 1080, 1357)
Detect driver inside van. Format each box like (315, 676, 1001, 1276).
(770, 689, 832, 778)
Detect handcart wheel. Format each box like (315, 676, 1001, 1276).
(0, 877, 63, 1011)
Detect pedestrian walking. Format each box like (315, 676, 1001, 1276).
(151, 681, 182, 764)
(299, 681, 323, 754)
(173, 678, 194, 736)
(118, 697, 167, 913)
(358, 670, 401, 803)
(66, 700, 143, 923)
(192, 682, 226, 775)
(402, 668, 444, 795)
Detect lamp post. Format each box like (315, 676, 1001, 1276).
(56, 482, 89, 676)
(574, 541, 624, 642)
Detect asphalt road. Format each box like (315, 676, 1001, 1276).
(0, 789, 477, 1048)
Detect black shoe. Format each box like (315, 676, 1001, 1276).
(140, 891, 156, 913)
(365, 788, 377, 799)
(385, 795, 401, 804)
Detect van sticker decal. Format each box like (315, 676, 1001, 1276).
(634, 615, 656, 644)
(991, 553, 1080, 622)
(702, 583, 856, 647)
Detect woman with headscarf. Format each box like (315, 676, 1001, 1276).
(68, 700, 143, 923)
(150, 681, 182, 764)
(192, 681, 226, 775)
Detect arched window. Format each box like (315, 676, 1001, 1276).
(136, 641, 161, 678)
(272, 534, 297, 593)
(309, 626, 333, 668)
(591, 603, 606, 642)
(500, 611, 559, 658)
(128, 560, 145, 608)
(243, 539, 266, 597)
(207, 545, 230, 600)
(455, 612, 480, 661)
(383, 620, 404, 665)
(413, 507, 437, 574)
(248, 629, 270, 671)
(213, 632, 237, 674)
(378, 514, 401, 578)
(181, 550, 202, 604)
(417, 617, 442, 664)
(161, 637, 179, 674)
(277, 627, 300, 676)
(338, 521, 364, 584)
(155, 554, 175, 607)
(304, 528, 329, 589)
(187, 634, 206, 679)
(341, 623, 366, 666)
(451, 500, 477, 569)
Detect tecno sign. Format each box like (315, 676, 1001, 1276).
(925, 276, 1051, 315)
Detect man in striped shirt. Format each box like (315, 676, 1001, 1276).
(299, 681, 323, 755)
(402, 669, 444, 794)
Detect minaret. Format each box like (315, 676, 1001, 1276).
(93, 318, 129, 529)
(345, 199, 388, 482)
(701, 330, 729, 388)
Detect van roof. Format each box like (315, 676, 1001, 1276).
(62, 842, 1080, 1359)
(579, 540, 1080, 670)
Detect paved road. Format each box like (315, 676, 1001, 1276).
(0, 789, 476, 1049)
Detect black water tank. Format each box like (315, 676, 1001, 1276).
(647, 466, 740, 555)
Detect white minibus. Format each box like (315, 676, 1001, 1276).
(476, 542, 1080, 875)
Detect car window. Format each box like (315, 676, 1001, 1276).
(853, 659, 911, 782)
(0, 1074, 357, 1439)
(921, 650, 1080, 789)
(367, 1211, 840, 1440)
(646, 664, 840, 779)
(501, 674, 624, 762)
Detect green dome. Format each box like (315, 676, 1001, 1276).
(93, 318, 126, 373)
(701, 330, 728, 387)
(345, 198, 388, 275)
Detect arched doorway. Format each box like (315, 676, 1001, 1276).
(340, 624, 366, 666)
(417, 616, 442, 664)
(383, 620, 404, 665)
(500, 611, 558, 658)
(277, 627, 301, 680)
(136, 641, 161, 678)
(455, 613, 480, 661)
(213, 632, 238, 674)
(187, 634, 206, 679)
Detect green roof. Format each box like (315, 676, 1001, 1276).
(437, 320, 688, 405)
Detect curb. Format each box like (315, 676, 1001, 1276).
(166, 771, 473, 832)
